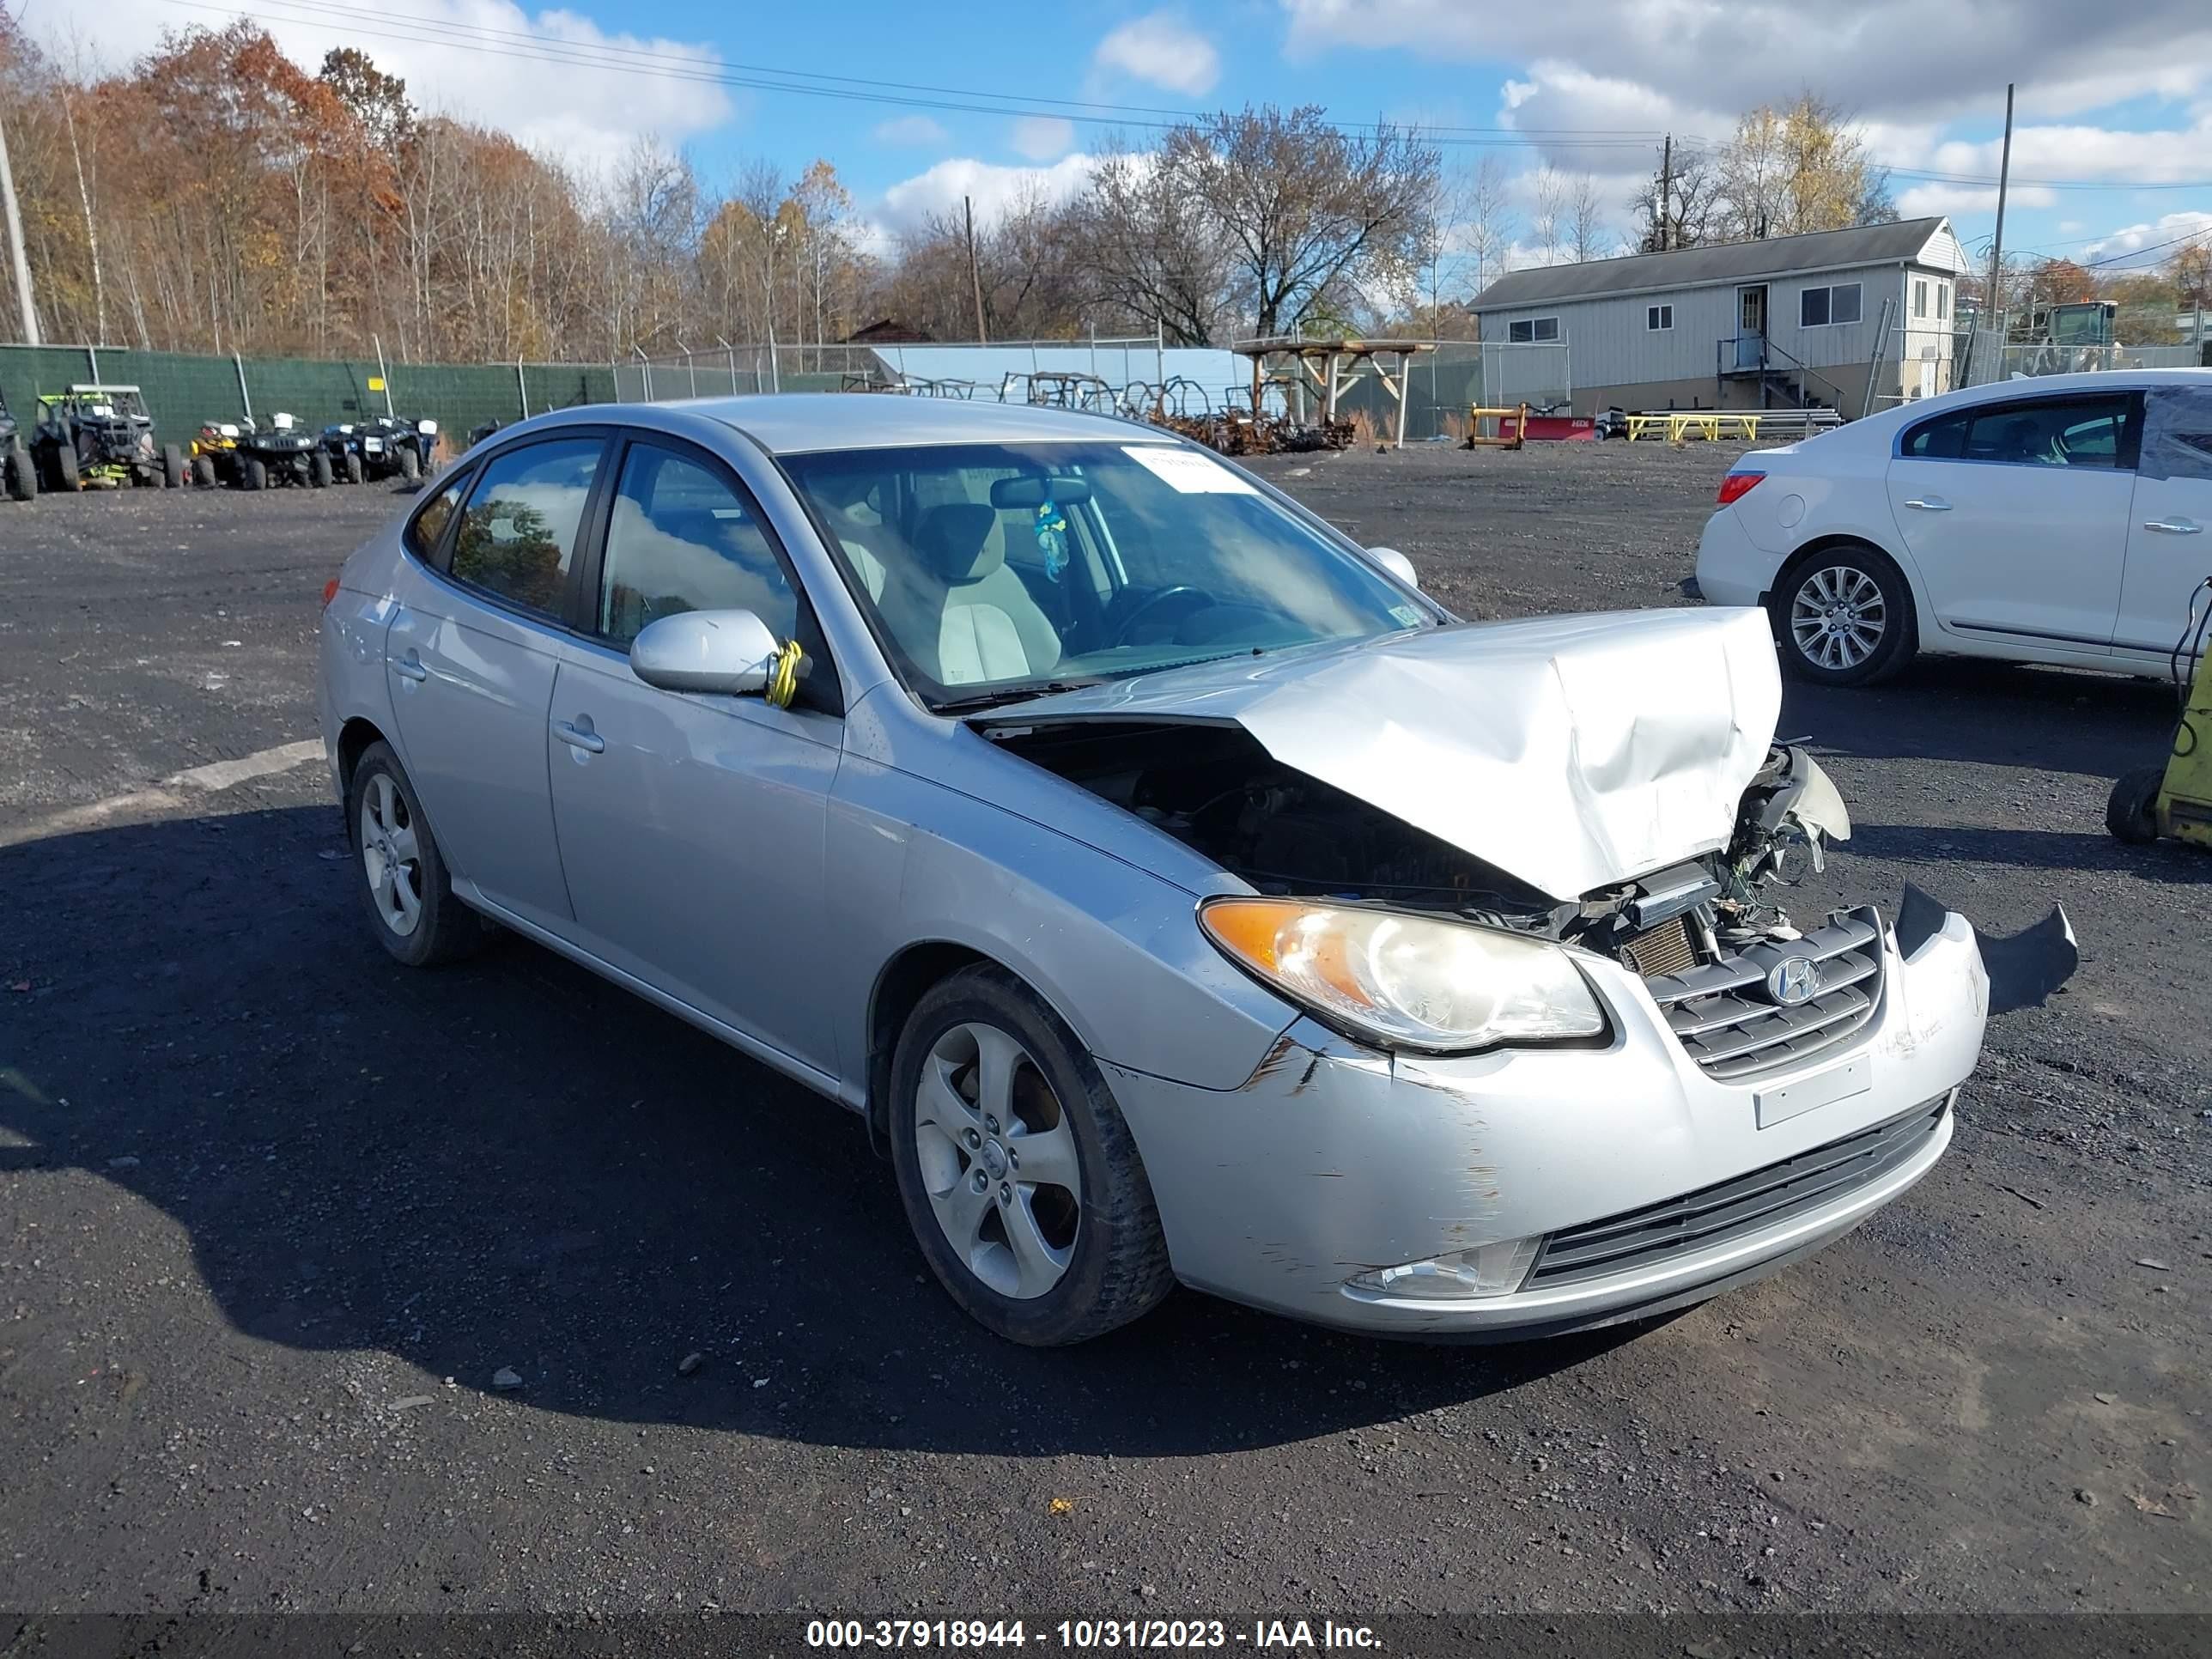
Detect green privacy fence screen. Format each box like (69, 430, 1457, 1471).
(0, 345, 617, 451)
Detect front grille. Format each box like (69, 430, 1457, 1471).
(1640, 908, 1885, 1082)
(1525, 1098, 1948, 1288)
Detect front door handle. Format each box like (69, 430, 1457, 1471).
(392, 649, 428, 682)
(1903, 496, 1952, 511)
(552, 718, 605, 754)
(2143, 518, 2203, 534)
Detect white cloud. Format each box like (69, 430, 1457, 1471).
(874, 115, 951, 147)
(2057, 220, 2085, 234)
(29, 0, 733, 167)
(2082, 210, 2212, 264)
(1914, 115, 2212, 186)
(1010, 116, 1077, 161)
(1280, 0, 2212, 125)
(1895, 183, 2057, 217)
(1094, 11, 1222, 96)
(878, 155, 1098, 233)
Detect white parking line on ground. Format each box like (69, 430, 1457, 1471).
(2, 739, 325, 848)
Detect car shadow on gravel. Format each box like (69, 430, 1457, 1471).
(0, 805, 1627, 1458)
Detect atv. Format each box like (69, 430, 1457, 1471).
(331, 413, 440, 484)
(30, 386, 184, 491)
(0, 384, 33, 501)
(319, 414, 433, 483)
(188, 419, 243, 488)
(232, 412, 331, 489)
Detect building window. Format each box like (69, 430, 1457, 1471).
(1646, 303, 1674, 331)
(1937, 283, 1948, 321)
(1507, 316, 1560, 343)
(1913, 279, 1929, 319)
(1800, 282, 1863, 328)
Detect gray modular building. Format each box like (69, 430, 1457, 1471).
(1472, 217, 1972, 416)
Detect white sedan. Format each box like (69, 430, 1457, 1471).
(1696, 368, 2212, 684)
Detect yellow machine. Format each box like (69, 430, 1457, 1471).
(2107, 577, 2212, 849)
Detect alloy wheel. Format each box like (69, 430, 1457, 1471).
(1790, 565, 1887, 672)
(359, 773, 425, 938)
(912, 1022, 1082, 1299)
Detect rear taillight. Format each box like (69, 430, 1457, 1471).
(1716, 471, 1764, 507)
(322, 577, 340, 609)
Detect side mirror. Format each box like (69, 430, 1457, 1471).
(1366, 545, 1419, 590)
(629, 609, 781, 696)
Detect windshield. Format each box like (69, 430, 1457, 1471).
(781, 440, 1430, 708)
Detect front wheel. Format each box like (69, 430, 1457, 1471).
(1771, 546, 1916, 686)
(343, 450, 364, 485)
(889, 967, 1174, 1346)
(2106, 766, 2166, 845)
(4, 439, 33, 501)
(241, 456, 266, 491)
(162, 443, 185, 488)
(191, 453, 216, 489)
(52, 443, 80, 492)
(311, 451, 333, 488)
(345, 741, 490, 967)
(398, 446, 421, 483)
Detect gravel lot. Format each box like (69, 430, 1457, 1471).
(0, 442, 2204, 1620)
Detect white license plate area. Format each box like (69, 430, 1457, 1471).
(1754, 1054, 1870, 1128)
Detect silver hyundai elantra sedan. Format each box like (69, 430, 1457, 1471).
(318, 394, 2018, 1345)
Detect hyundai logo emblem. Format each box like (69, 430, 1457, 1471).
(1766, 956, 1819, 1006)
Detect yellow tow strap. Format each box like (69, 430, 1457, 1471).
(765, 638, 805, 709)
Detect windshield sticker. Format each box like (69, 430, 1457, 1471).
(1122, 445, 1259, 495)
(1034, 501, 1069, 582)
(1389, 604, 1423, 627)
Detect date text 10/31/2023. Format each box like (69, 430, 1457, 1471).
(803, 1620, 1382, 1650)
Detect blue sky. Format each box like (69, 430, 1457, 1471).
(54, 0, 2212, 281)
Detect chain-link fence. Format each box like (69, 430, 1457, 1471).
(0, 343, 614, 451)
(1954, 325, 2206, 390)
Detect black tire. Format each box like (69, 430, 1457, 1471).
(1769, 543, 1917, 687)
(191, 453, 216, 489)
(53, 442, 80, 492)
(888, 966, 1174, 1346)
(398, 445, 421, 483)
(4, 440, 33, 502)
(2106, 766, 2166, 845)
(311, 450, 333, 488)
(162, 444, 185, 488)
(344, 740, 490, 968)
(241, 456, 267, 491)
(343, 449, 364, 485)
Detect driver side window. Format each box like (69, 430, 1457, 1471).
(1960, 394, 2137, 470)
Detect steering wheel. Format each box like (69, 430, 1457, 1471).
(1111, 585, 1213, 647)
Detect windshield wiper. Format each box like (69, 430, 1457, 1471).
(933, 677, 1108, 714)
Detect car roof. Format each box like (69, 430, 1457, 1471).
(672, 392, 1167, 455)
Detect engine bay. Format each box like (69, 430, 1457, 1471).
(987, 720, 1850, 978)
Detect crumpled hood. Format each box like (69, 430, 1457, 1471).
(976, 607, 1783, 901)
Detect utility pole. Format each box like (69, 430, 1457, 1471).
(963, 196, 988, 343)
(1985, 83, 2014, 338)
(1658, 134, 1672, 252)
(0, 97, 40, 344)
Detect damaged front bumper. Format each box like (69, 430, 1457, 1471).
(1103, 902, 1990, 1338)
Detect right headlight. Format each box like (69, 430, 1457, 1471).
(1199, 897, 1607, 1054)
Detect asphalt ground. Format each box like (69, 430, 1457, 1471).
(0, 445, 2204, 1621)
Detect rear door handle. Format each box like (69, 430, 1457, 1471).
(552, 719, 605, 754)
(392, 649, 428, 682)
(2143, 518, 2202, 534)
(1903, 497, 1952, 511)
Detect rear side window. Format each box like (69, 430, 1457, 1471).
(448, 439, 605, 615)
(1901, 411, 1967, 459)
(597, 444, 799, 645)
(1961, 395, 2136, 469)
(404, 474, 466, 558)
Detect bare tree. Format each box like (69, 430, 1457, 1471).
(1711, 93, 1885, 241)
(1530, 167, 1566, 266)
(1567, 171, 1605, 264)
(1627, 142, 1724, 252)
(1077, 136, 1233, 344)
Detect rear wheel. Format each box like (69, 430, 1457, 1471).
(241, 456, 267, 491)
(52, 442, 80, 492)
(398, 445, 421, 483)
(888, 967, 1174, 1346)
(3, 440, 33, 501)
(2106, 766, 2166, 845)
(162, 443, 185, 489)
(311, 450, 334, 488)
(1771, 544, 1916, 686)
(191, 454, 216, 489)
(346, 741, 490, 968)
(343, 450, 364, 485)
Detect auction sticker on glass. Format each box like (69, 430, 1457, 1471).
(1122, 445, 1258, 494)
